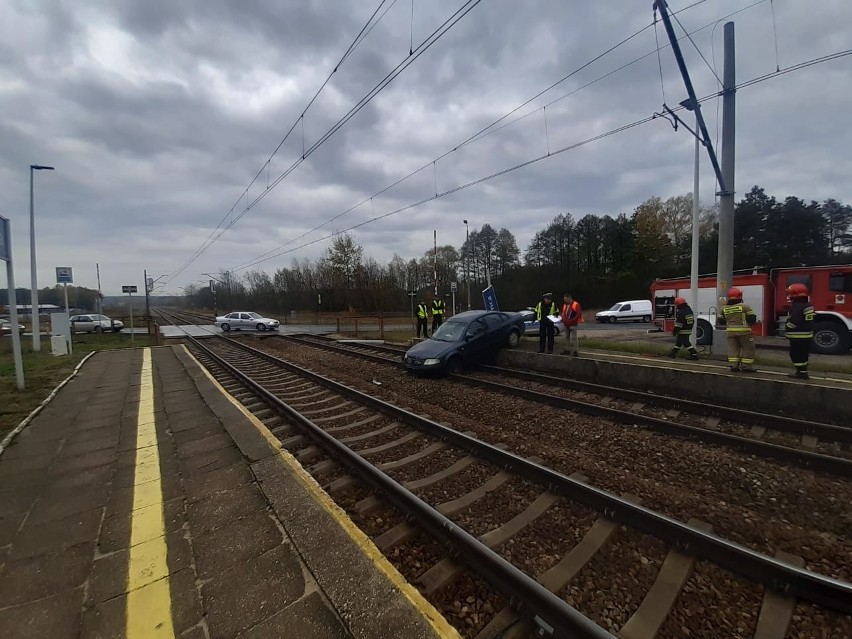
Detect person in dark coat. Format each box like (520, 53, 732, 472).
(534, 292, 558, 354)
(667, 297, 699, 359)
(784, 283, 814, 379)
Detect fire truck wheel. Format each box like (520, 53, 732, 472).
(695, 319, 713, 346)
(811, 322, 850, 355)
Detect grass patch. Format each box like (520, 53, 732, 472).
(0, 333, 155, 437)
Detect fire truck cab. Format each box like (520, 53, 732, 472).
(651, 265, 852, 355)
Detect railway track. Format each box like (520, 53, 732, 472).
(176, 331, 851, 638)
(276, 334, 852, 476)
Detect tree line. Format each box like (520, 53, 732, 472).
(6, 186, 846, 316)
(180, 185, 850, 314)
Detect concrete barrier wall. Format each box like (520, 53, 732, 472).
(498, 350, 851, 425)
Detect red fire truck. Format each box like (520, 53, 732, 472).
(651, 265, 852, 354)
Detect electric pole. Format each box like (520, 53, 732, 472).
(716, 22, 736, 304)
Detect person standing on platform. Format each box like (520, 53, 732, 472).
(560, 293, 583, 357)
(535, 292, 558, 354)
(718, 287, 757, 372)
(431, 294, 446, 334)
(416, 300, 429, 338)
(667, 297, 700, 360)
(784, 283, 814, 379)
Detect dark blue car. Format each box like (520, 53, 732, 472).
(402, 310, 525, 375)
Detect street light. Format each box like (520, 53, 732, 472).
(29, 164, 54, 352)
(463, 220, 471, 311)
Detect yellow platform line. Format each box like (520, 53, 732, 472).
(182, 345, 462, 639)
(126, 348, 175, 639)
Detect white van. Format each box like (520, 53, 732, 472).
(595, 300, 653, 323)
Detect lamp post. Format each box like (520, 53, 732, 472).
(202, 273, 225, 317)
(29, 164, 54, 352)
(463, 220, 471, 310)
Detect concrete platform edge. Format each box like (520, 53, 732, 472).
(0, 351, 97, 458)
(173, 344, 460, 639)
(499, 350, 851, 423)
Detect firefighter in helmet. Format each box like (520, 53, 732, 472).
(668, 297, 699, 360)
(784, 283, 814, 379)
(718, 287, 757, 372)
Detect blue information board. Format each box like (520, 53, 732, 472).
(56, 267, 73, 283)
(482, 285, 499, 311)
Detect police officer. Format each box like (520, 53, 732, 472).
(667, 297, 699, 360)
(416, 300, 429, 338)
(784, 283, 814, 379)
(535, 292, 558, 354)
(431, 295, 446, 334)
(718, 287, 757, 372)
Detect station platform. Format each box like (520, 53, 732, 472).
(0, 346, 456, 639)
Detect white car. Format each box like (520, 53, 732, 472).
(70, 314, 124, 333)
(215, 311, 280, 332)
(0, 318, 26, 335)
(519, 310, 563, 336)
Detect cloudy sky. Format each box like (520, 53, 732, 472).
(2, 0, 851, 297)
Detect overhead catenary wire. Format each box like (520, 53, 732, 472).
(230, 0, 761, 272)
(231, 47, 852, 273)
(168, 0, 394, 283)
(171, 0, 483, 283)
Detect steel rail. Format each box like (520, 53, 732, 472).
(283, 335, 852, 476)
(478, 364, 852, 442)
(209, 335, 852, 614)
(187, 335, 615, 639)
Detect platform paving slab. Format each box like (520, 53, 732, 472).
(2, 344, 457, 638)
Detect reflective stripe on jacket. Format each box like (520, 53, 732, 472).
(432, 299, 445, 316)
(561, 301, 584, 326)
(674, 304, 695, 335)
(785, 301, 814, 339)
(535, 301, 557, 320)
(721, 303, 755, 334)
(416, 303, 429, 319)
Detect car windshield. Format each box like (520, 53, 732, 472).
(247, 312, 262, 319)
(608, 303, 622, 311)
(431, 321, 466, 342)
(97, 315, 110, 320)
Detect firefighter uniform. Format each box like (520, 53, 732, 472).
(718, 288, 757, 372)
(668, 298, 699, 359)
(785, 284, 814, 379)
(535, 293, 558, 354)
(431, 297, 446, 333)
(416, 302, 429, 338)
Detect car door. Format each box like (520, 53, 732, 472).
(617, 303, 631, 321)
(74, 315, 94, 332)
(481, 313, 507, 350)
(462, 318, 489, 360)
(239, 313, 253, 329)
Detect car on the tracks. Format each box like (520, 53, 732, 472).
(0, 318, 26, 335)
(518, 309, 563, 336)
(215, 311, 280, 332)
(70, 314, 124, 333)
(403, 310, 524, 375)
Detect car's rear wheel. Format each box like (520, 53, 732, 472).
(507, 330, 521, 348)
(220, 323, 231, 332)
(94, 325, 102, 333)
(256, 323, 266, 331)
(642, 315, 651, 323)
(447, 356, 463, 375)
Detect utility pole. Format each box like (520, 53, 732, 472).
(690, 111, 700, 348)
(716, 22, 736, 305)
(144, 268, 150, 321)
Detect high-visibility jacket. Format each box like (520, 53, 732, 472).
(416, 303, 429, 319)
(785, 300, 814, 339)
(719, 301, 756, 334)
(535, 301, 557, 321)
(673, 303, 695, 335)
(432, 299, 445, 317)
(560, 300, 584, 326)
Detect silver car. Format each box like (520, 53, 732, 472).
(70, 314, 124, 333)
(519, 310, 563, 336)
(0, 318, 26, 335)
(215, 311, 280, 332)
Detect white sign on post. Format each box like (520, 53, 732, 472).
(122, 286, 137, 341)
(56, 267, 73, 284)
